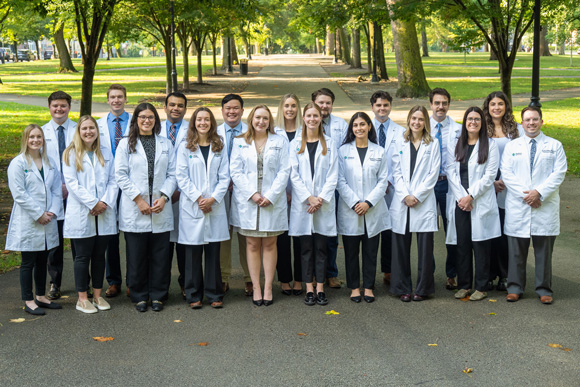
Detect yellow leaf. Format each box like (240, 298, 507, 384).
(488, 299, 497, 302)
(93, 336, 114, 342)
(325, 310, 340, 315)
(189, 342, 210, 346)
(488, 312, 497, 316)
(60, 295, 70, 299)
(9, 318, 25, 323)
(463, 367, 473, 374)
(563, 348, 572, 352)
(548, 343, 563, 348)
(297, 333, 308, 336)
(428, 344, 438, 347)
(174, 320, 183, 323)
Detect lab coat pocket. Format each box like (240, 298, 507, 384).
(184, 201, 204, 219)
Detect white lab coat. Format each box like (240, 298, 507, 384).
(115, 135, 177, 233)
(288, 136, 338, 237)
(274, 126, 302, 143)
(501, 133, 567, 238)
(337, 142, 391, 237)
(373, 117, 405, 206)
(5, 154, 62, 251)
(175, 141, 230, 245)
(491, 123, 524, 209)
(445, 140, 501, 244)
(160, 119, 189, 242)
(96, 113, 132, 155)
(323, 114, 348, 150)
(390, 137, 440, 234)
(62, 148, 118, 238)
(229, 133, 290, 232)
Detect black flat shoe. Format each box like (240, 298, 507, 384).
(263, 299, 273, 306)
(486, 280, 495, 291)
(281, 289, 292, 296)
(292, 289, 303, 296)
(316, 292, 328, 305)
(136, 301, 148, 312)
(496, 278, 508, 291)
(35, 300, 62, 309)
(151, 300, 163, 312)
(350, 296, 362, 303)
(400, 294, 411, 302)
(253, 299, 263, 306)
(304, 292, 316, 306)
(412, 294, 425, 302)
(24, 305, 45, 315)
(364, 295, 375, 303)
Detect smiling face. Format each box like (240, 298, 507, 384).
(27, 128, 44, 152)
(222, 99, 244, 127)
(49, 99, 71, 125)
(352, 117, 370, 140)
(371, 98, 392, 123)
(107, 89, 127, 115)
(430, 94, 450, 122)
(283, 97, 298, 121)
(465, 111, 482, 138)
(252, 108, 270, 135)
(164, 96, 187, 124)
(409, 110, 426, 137)
(522, 109, 543, 138)
(195, 111, 212, 137)
(303, 107, 322, 132)
(137, 109, 156, 135)
(79, 119, 99, 148)
(314, 95, 333, 118)
(488, 97, 506, 120)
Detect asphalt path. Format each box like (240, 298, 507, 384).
(1, 54, 580, 386)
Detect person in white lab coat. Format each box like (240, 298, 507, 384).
(41, 91, 77, 300)
(6, 124, 62, 315)
(446, 107, 500, 301)
(289, 102, 337, 306)
(337, 112, 390, 303)
(390, 106, 440, 302)
(230, 105, 290, 306)
(176, 107, 229, 309)
(482, 91, 523, 292)
(311, 87, 348, 289)
(274, 93, 304, 296)
(62, 115, 118, 313)
(115, 103, 176, 312)
(501, 107, 567, 304)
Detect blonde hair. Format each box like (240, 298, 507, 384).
(403, 105, 433, 145)
(275, 94, 303, 131)
(186, 107, 224, 153)
(241, 105, 276, 144)
(63, 115, 105, 172)
(20, 124, 50, 167)
(298, 102, 327, 156)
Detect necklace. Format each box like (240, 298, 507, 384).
(255, 137, 267, 152)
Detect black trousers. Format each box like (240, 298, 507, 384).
(184, 242, 223, 303)
(455, 205, 491, 292)
(106, 191, 123, 286)
(379, 229, 393, 274)
(125, 231, 171, 303)
(47, 216, 76, 288)
(489, 207, 508, 281)
(276, 231, 302, 283)
(169, 242, 186, 287)
(20, 250, 51, 301)
(343, 231, 380, 290)
(72, 235, 111, 293)
(300, 233, 327, 284)
(507, 235, 555, 297)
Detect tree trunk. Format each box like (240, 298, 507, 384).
(558, 41, 565, 55)
(387, 0, 430, 97)
(36, 40, 42, 61)
(539, 25, 552, 56)
(421, 21, 429, 57)
(489, 33, 498, 60)
(316, 38, 322, 54)
(363, 24, 371, 73)
(484, 43, 489, 52)
(326, 26, 334, 56)
(351, 28, 362, 68)
(164, 37, 173, 94)
(193, 38, 204, 84)
(499, 62, 513, 104)
(179, 31, 190, 92)
(221, 36, 227, 69)
(230, 37, 238, 64)
(340, 27, 351, 65)
(335, 29, 342, 61)
(80, 56, 96, 115)
(210, 35, 218, 75)
(375, 22, 388, 80)
(54, 23, 77, 72)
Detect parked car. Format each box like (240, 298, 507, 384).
(44, 50, 53, 60)
(17, 49, 35, 61)
(0, 47, 15, 62)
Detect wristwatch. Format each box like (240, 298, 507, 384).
(161, 194, 170, 203)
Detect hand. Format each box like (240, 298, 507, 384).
(354, 202, 370, 216)
(198, 197, 216, 214)
(523, 189, 541, 208)
(151, 198, 167, 213)
(458, 195, 474, 211)
(90, 201, 107, 216)
(494, 179, 506, 193)
(62, 184, 68, 200)
(258, 197, 272, 207)
(135, 196, 152, 215)
(251, 192, 262, 204)
(404, 195, 419, 208)
(171, 190, 180, 204)
(307, 196, 321, 214)
(37, 212, 52, 225)
(286, 192, 292, 204)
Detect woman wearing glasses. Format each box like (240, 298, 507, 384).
(115, 103, 177, 312)
(445, 107, 500, 301)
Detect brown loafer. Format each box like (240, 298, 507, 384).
(105, 284, 120, 298)
(383, 273, 391, 286)
(190, 301, 202, 309)
(210, 301, 223, 308)
(539, 295, 553, 304)
(506, 293, 520, 302)
(244, 282, 253, 296)
(327, 277, 342, 289)
(445, 277, 457, 290)
(222, 282, 230, 293)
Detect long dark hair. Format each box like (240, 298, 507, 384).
(343, 112, 377, 145)
(482, 91, 519, 139)
(186, 107, 224, 153)
(128, 103, 161, 153)
(455, 106, 489, 164)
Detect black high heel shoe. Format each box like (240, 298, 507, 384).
(281, 289, 292, 296)
(252, 299, 263, 306)
(263, 299, 273, 306)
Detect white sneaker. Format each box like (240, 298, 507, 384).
(76, 299, 98, 314)
(92, 297, 111, 311)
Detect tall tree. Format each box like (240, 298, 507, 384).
(539, 25, 552, 56)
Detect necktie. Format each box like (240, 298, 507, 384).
(435, 123, 443, 174)
(169, 124, 176, 146)
(530, 138, 536, 176)
(322, 119, 329, 135)
(114, 118, 122, 151)
(57, 125, 65, 168)
(228, 128, 235, 159)
(378, 123, 386, 148)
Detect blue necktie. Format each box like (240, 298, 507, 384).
(530, 138, 536, 176)
(435, 122, 443, 174)
(228, 128, 235, 159)
(378, 123, 386, 148)
(57, 125, 66, 168)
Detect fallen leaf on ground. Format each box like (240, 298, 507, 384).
(460, 296, 470, 302)
(463, 367, 474, 377)
(189, 342, 209, 346)
(93, 337, 114, 342)
(297, 333, 307, 336)
(60, 295, 70, 299)
(174, 320, 183, 323)
(563, 348, 572, 352)
(9, 318, 25, 323)
(548, 343, 563, 348)
(488, 312, 497, 316)
(428, 344, 438, 347)
(325, 310, 340, 315)
(488, 299, 497, 302)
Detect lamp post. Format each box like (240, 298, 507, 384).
(170, 0, 178, 93)
(529, 0, 541, 107)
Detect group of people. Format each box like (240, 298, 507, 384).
(6, 84, 567, 316)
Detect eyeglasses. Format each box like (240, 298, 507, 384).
(523, 117, 541, 123)
(466, 117, 481, 123)
(138, 115, 155, 121)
